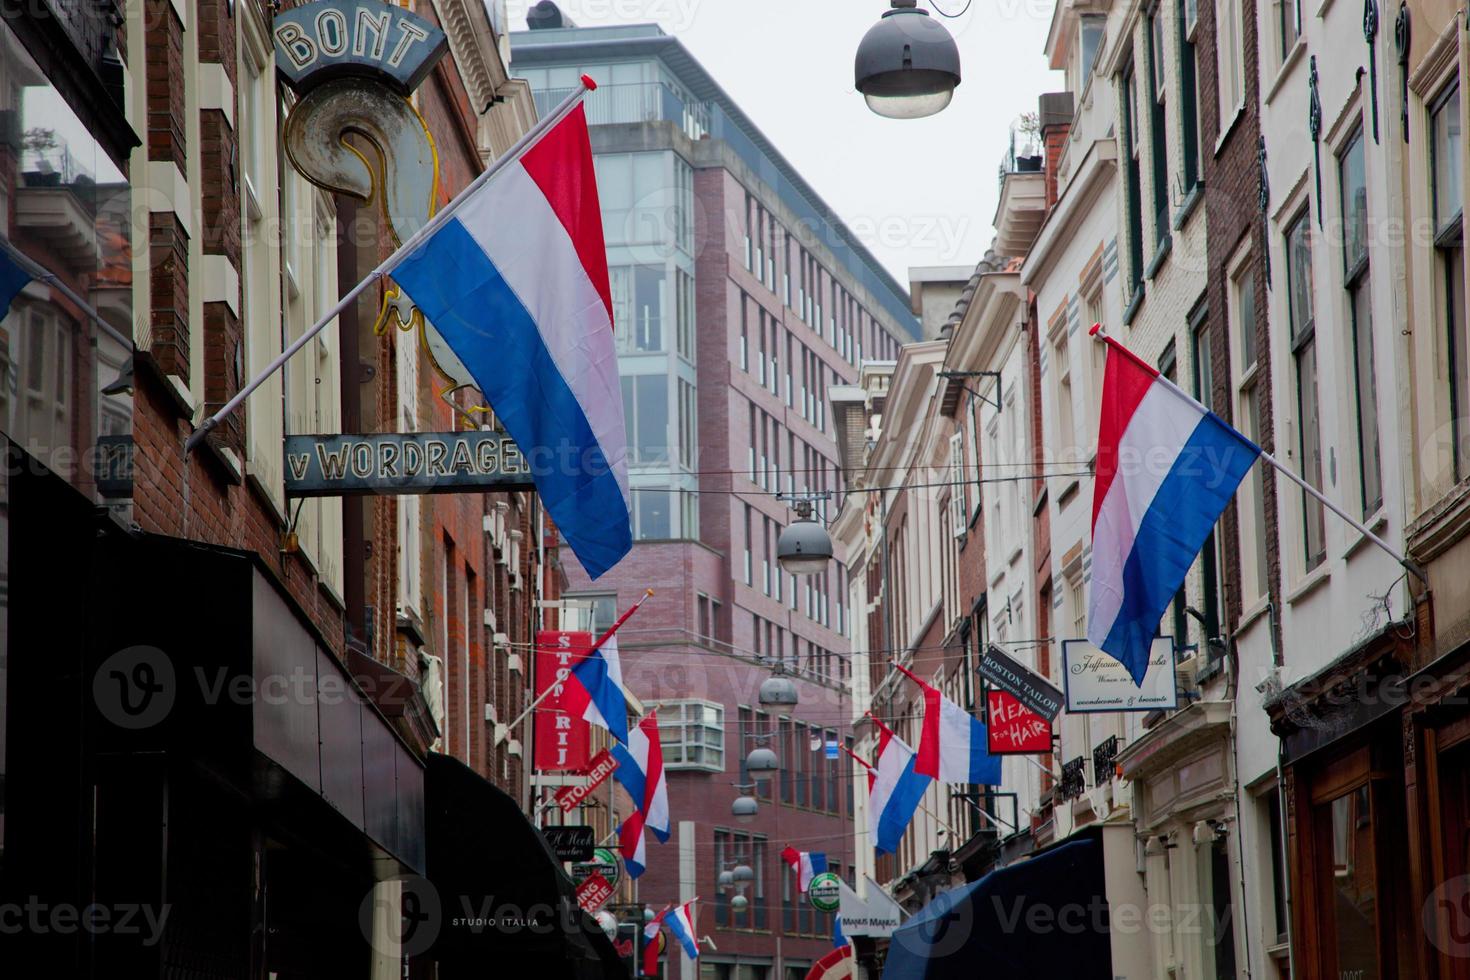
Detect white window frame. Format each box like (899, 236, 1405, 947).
(652, 699, 725, 772)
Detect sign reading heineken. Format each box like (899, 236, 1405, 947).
(572, 847, 622, 890)
(808, 872, 843, 913)
(284, 431, 534, 497)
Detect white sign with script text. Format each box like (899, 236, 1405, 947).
(1061, 637, 1178, 713)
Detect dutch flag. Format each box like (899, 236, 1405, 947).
(895, 664, 1003, 786)
(781, 847, 827, 893)
(1087, 325, 1260, 682)
(664, 899, 700, 960)
(0, 241, 32, 322)
(612, 710, 669, 878)
(866, 719, 931, 856)
(566, 634, 630, 747)
(392, 90, 632, 579)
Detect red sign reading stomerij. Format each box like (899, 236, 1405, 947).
(556, 749, 620, 814)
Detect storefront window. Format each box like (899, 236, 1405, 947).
(1322, 785, 1380, 980)
(0, 20, 133, 505)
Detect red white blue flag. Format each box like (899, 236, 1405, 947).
(612, 710, 669, 878)
(393, 102, 632, 579)
(1087, 327, 1260, 683)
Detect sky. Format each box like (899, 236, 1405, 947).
(504, 0, 1064, 284)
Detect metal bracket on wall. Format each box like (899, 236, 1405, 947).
(1395, 2, 1411, 143)
(1309, 56, 1324, 228)
(938, 370, 1004, 413)
(1365, 0, 1382, 143)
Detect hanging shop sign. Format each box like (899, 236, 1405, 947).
(808, 872, 843, 913)
(572, 847, 622, 889)
(985, 689, 1054, 755)
(837, 877, 902, 938)
(284, 431, 534, 497)
(273, 0, 449, 95)
(534, 631, 594, 773)
(1061, 637, 1178, 713)
(575, 872, 614, 916)
(978, 645, 1064, 721)
(555, 749, 621, 814)
(542, 825, 597, 863)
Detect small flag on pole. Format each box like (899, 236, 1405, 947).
(864, 716, 931, 856)
(664, 899, 700, 960)
(612, 710, 669, 878)
(781, 847, 827, 892)
(0, 242, 34, 322)
(1088, 326, 1261, 683)
(893, 663, 1002, 786)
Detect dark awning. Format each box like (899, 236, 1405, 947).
(881, 836, 1110, 980)
(422, 753, 623, 978)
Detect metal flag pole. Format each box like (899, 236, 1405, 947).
(1088, 323, 1427, 584)
(184, 75, 600, 455)
(0, 237, 134, 352)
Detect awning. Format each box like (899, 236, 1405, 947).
(422, 753, 624, 978)
(880, 836, 1110, 979)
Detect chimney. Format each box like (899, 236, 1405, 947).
(1037, 92, 1074, 208)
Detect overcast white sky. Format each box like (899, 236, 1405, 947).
(505, 0, 1063, 284)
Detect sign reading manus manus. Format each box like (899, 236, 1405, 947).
(284, 432, 534, 497)
(1061, 637, 1178, 713)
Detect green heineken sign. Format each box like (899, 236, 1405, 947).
(572, 847, 622, 889)
(808, 872, 842, 913)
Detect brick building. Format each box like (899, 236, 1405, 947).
(0, 1, 626, 975)
(510, 17, 919, 978)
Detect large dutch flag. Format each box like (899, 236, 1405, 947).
(392, 97, 632, 579)
(866, 720, 931, 856)
(781, 847, 827, 893)
(611, 710, 669, 878)
(1088, 325, 1261, 683)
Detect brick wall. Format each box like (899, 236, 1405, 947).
(1198, 0, 1283, 650)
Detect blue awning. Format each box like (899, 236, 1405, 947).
(881, 836, 1111, 979)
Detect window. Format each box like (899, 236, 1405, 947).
(1229, 263, 1268, 606)
(678, 379, 698, 470)
(1286, 211, 1327, 570)
(744, 504, 754, 585)
(1188, 305, 1226, 640)
(1266, 790, 1289, 945)
(620, 374, 669, 464)
(609, 265, 666, 352)
(1146, 4, 1171, 248)
(716, 830, 768, 931)
(1275, 0, 1300, 64)
(634, 489, 672, 539)
(1433, 85, 1468, 480)
(1178, 0, 1200, 189)
(697, 593, 720, 640)
(676, 268, 696, 361)
(1122, 62, 1146, 294)
(1079, 16, 1105, 84)
(1053, 327, 1075, 450)
(1217, 0, 1245, 121)
(654, 699, 725, 770)
(1198, 835, 1238, 980)
(1339, 129, 1382, 515)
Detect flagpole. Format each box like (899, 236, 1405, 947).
(1088, 323, 1427, 584)
(184, 76, 600, 455)
(502, 587, 653, 739)
(0, 237, 134, 352)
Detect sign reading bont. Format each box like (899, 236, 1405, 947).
(1061, 637, 1178, 713)
(284, 432, 534, 497)
(978, 645, 1065, 721)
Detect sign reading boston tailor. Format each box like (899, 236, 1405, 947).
(273, 0, 449, 95)
(978, 645, 1065, 721)
(283, 432, 534, 497)
(985, 689, 1054, 755)
(1062, 637, 1178, 713)
(542, 825, 597, 863)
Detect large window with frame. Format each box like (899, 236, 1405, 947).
(1191, 304, 1226, 639)
(1286, 211, 1327, 569)
(1339, 129, 1383, 516)
(1147, 4, 1171, 249)
(1122, 62, 1146, 295)
(1216, 0, 1245, 121)
(654, 699, 725, 771)
(1229, 261, 1269, 606)
(1177, 0, 1200, 190)
(1275, 0, 1300, 67)
(1433, 84, 1467, 480)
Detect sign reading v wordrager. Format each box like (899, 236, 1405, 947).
(285, 432, 534, 497)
